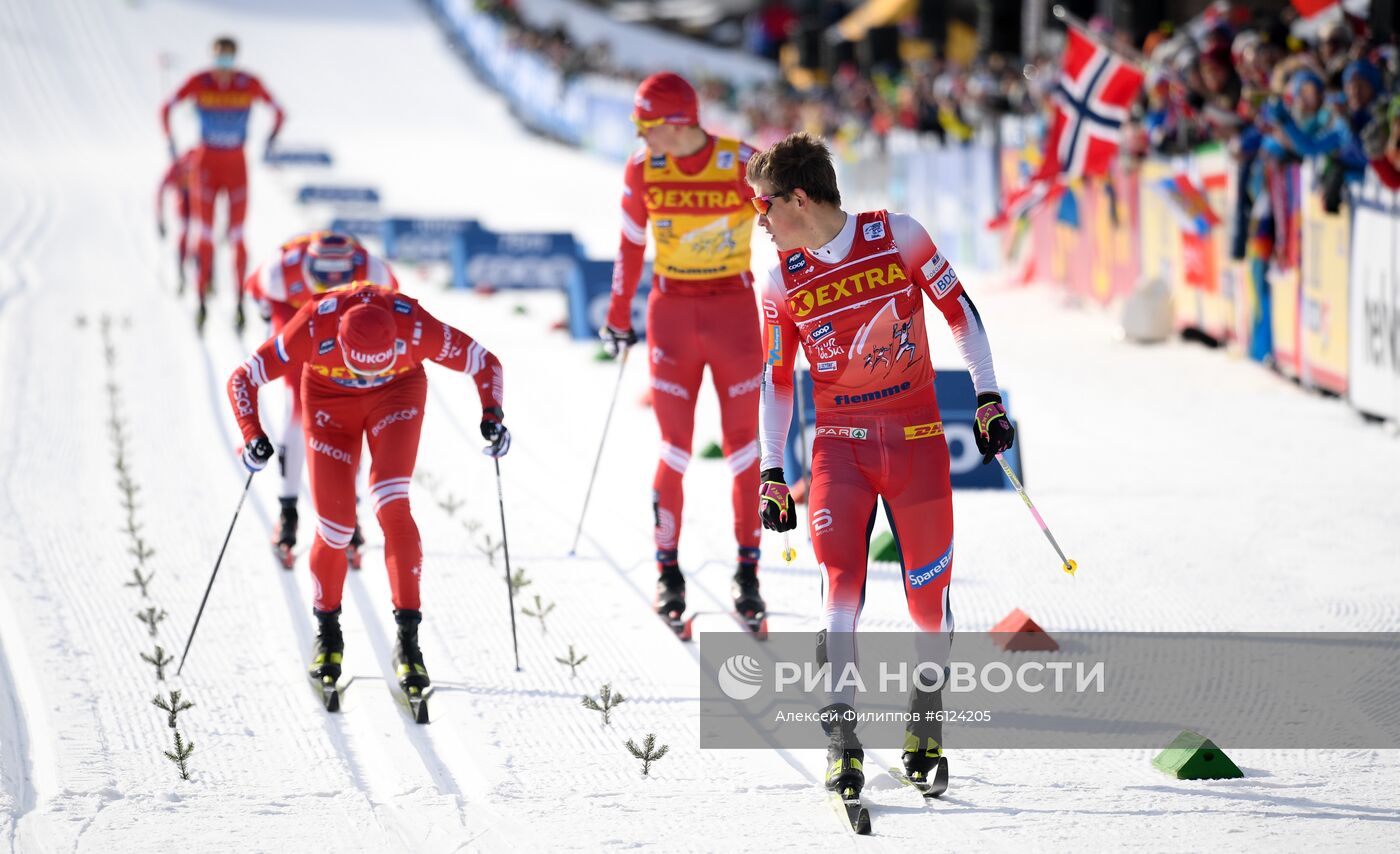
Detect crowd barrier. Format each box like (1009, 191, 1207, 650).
(998, 117, 1399, 424)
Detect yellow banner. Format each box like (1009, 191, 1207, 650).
(1298, 163, 1350, 394)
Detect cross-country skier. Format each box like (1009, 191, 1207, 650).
(243, 231, 399, 569)
(599, 71, 766, 631)
(161, 35, 284, 331)
(155, 149, 197, 292)
(226, 283, 508, 705)
(749, 133, 1015, 805)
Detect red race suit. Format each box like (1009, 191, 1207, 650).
(227, 284, 502, 612)
(243, 233, 399, 502)
(608, 135, 764, 566)
(759, 210, 1000, 706)
(161, 69, 284, 298)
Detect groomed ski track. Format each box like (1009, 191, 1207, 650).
(0, 0, 1398, 851)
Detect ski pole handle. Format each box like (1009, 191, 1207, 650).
(994, 452, 1077, 576)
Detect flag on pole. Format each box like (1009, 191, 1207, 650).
(989, 21, 1143, 228)
(1043, 23, 1146, 179)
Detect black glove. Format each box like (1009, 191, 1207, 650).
(241, 435, 274, 473)
(974, 392, 1015, 465)
(759, 467, 796, 532)
(600, 325, 637, 359)
(481, 407, 510, 458)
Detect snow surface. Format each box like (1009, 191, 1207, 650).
(1, 0, 1399, 851)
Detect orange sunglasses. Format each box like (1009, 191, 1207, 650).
(751, 190, 788, 216)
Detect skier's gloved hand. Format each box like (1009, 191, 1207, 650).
(241, 435, 274, 473)
(974, 392, 1015, 465)
(480, 407, 510, 458)
(759, 467, 797, 532)
(600, 325, 637, 359)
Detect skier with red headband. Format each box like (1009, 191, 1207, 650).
(600, 71, 766, 634)
(155, 149, 197, 292)
(243, 231, 400, 569)
(227, 284, 508, 715)
(161, 35, 284, 331)
(749, 133, 1014, 814)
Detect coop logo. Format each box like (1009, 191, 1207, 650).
(907, 542, 953, 589)
(371, 407, 419, 437)
(310, 438, 353, 465)
(318, 339, 335, 355)
(785, 252, 808, 273)
(812, 507, 834, 534)
(810, 322, 834, 343)
(786, 263, 908, 318)
(717, 654, 764, 701)
(833, 381, 911, 406)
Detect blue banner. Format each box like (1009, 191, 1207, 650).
(380, 217, 480, 263)
(328, 217, 383, 242)
(297, 185, 380, 206)
(567, 259, 650, 340)
(264, 149, 332, 166)
(453, 229, 580, 291)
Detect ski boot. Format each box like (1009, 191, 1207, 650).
(900, 731, 949, 798)
(392, 608, 431, 723)
(308, 608, 344, 711)
(822, 702, 871, 832)
(731, 549, 768, 638)
(822, 703, 865, 793)
(273, 498, 297, 569)
(346, 523, 364, 571)
(655, 551, 690, 638)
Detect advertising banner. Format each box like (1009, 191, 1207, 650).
(1348, 174, 1400, 420)
(1298, 162, 1351, 395)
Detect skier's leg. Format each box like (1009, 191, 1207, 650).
(807, 427, 879, 710)
(877, 404, 954, 772)
(363, 370, 427, 611)
(302, 383, 364, 613)
(189, 153, 216, 301)
(704, 288, 763, 557)
(646, 294, 703, 566)
(227, 163, 249, 291)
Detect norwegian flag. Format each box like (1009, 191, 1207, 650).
(1043, 24, 1145, 179)
(989, 24, 1142, 229)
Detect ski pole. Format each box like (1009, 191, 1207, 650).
(568, 347, 629, 556)
(493, 456, 522, 671)
(995, 452, 1077, 576)
(177, 472, 255, 676)
(782, 531, 796, 564)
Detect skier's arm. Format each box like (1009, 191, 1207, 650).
(251, 76, 286, 147)
(160, 75, 198, 153)
(413, 305, 504, 415)
(890, 213, 999, 395)
(226, 304, 311, 441)
(605, 154, 650, 332)
(758, 270, 799, 471)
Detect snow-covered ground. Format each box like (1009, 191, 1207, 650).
(2, 0, 1399, 851)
